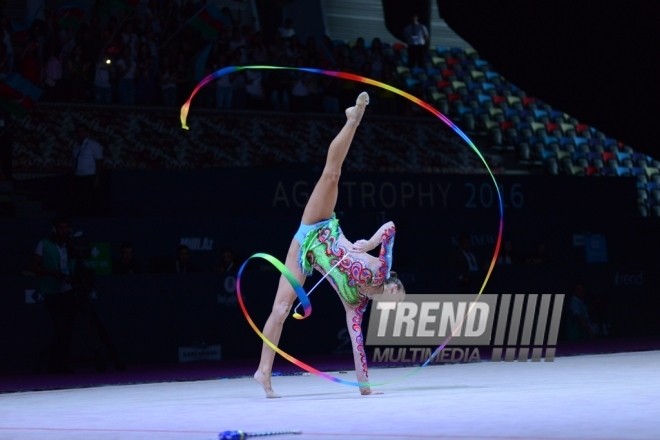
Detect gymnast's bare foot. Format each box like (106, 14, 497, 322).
(360, 387, 383, 395)
(346, 91, 370, 127)
(254, 371, 281, 398)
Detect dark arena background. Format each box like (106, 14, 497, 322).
(1, 1, 659, 439)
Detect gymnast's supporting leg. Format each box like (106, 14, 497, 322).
(254, 92, 369, 398)
(253, 239, 305, 398)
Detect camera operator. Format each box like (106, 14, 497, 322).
(32, 215, 77, 373)
(32, 215, 125, 373)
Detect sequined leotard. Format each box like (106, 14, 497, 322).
(296, 215, 396, 305)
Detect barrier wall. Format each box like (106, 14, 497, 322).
(2, 262, 658, 373)
(3, 170, 658, 372)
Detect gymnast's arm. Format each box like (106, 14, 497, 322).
(344, 298, 383, 395)
(351, 221, 396, 255)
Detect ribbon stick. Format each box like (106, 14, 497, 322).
(291, 252, 349, 319)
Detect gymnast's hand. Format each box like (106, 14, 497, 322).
(351, 239, 375, 253)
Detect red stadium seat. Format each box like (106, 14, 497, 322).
(500, 121, 514, 131)
(436, 80, 452, 93)
(545, 123, 559, 133)
(447, 58, 461, 66)
(575, 123, 589, 134)
(448, 93, 462, 101)
(522, 97, 536, 107)
(441, 69, 456, 78)
(602, 152, 615, 162)
(493, 95, 507, 105)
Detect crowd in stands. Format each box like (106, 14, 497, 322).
(0, 2, 413, 115)
(4, 2, 659, 203)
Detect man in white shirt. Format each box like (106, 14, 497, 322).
(71, 126, 103, 216)
(94, 59, 113, 104)
(404, 14, 429, 69)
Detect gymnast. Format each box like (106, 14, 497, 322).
(254, 91, 405, 398)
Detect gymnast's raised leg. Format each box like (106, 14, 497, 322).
(254, 91, 370, 398)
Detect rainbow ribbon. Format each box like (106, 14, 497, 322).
(182, 66, 503, 388)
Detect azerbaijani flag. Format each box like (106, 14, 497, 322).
(12, 0, 46, 40)
(0, 73, 44, 117)
(190, 3, 225, 40)
(57, 1, 85, 31)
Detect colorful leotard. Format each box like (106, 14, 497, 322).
(297, 214, 395, 305)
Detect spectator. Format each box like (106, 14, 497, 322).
(304, 36, 319, 62)
(403, 14, 429, 68)
(214, 52, 232, 110)
(175, 53, 192, 105)
(168, 244, 200, 273)
(84, 15, 104, 63)
(245, 57, 265, 110)
(250, 32, 268, 64)
(229, 27, 248, 64)
(320, 74, 340, 114)
(266, 31, 285, 61)
(278, 18, 295, 41)
(0, 111, 15, 181)
(141, 24, 160, 61)
(20, 40, 41, 86)
(135, 42, 156, 104)
(0, 41, 10, 77)
(67, 45, 89, 102)
(285, 34, 303, 60)
(43, 42, 63, 101)
(220, 6, 239, 27)
(319, 35, 337, 69)
(214, 248, 240, 273)
(290, 57, 310, 112)
(526, 243, 550, 264)
(230, 54, 247, 110)
(368, 37, 384, 79)
(113, 242, 141, 274)
(268, 56, 291, 112)
(349, 37, 367, 71)
(116, 46, 136, 105)
(158, 55, 177, 106)
(71, 125, 103, 216)
(143, 0, 164, 35)
(103, 16, 123, 59)
(451, 233, 480, 294)
(30, 21, 47, 61)
(120, 22, 139, 57)
(0, 17, 13, 72)
(93, 57, 113, 104)
(496, 239, 518, 265)
(31, 215, 77, 373)
(564, 283, 597, 341)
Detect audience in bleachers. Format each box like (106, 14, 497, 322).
(1, 2, 657, 210)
